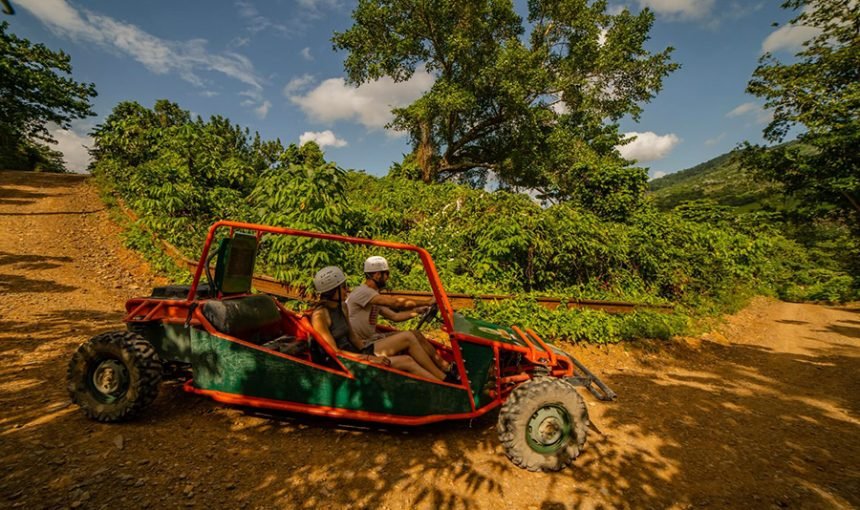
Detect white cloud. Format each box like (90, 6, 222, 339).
(617, 131, 681, 162)
(548, 92, 569, 114)
(637, 0, 715, 19)
(235, 0, 289, 35)
(297, 0, 342, 11)
(301, 47, 313, 61)
(726, 102, 757, 117)
(704, 133, 726, 146)
(48, 125, 92, 173)
(299, 130, 348, 148)
(726, 102, 773, 124)
(283, 74, 315, 96)
(550, 101, 569, 115)
(651, 170, 668, 180)
(231, 36, 251, 48)
(17, 0, 269, 114)
(289, 72, 435, 131)
(254, 100, 272, 119)
(762, 23, 821, 53)
(15, 0, 102, 40)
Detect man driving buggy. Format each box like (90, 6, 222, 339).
(347, 256, 456, 382)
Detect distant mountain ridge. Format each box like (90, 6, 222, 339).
(647, 149, 785, 212)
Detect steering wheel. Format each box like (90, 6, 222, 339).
(415, 302, 439, 330)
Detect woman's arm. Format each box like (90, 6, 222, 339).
(310, 308, 338, 351)
(310, 307, 390, 367)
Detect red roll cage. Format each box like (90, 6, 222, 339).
(188, 220, 457, 333)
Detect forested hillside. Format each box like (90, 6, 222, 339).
(648, 145, 857, 305)
(648, 151, 785, 211)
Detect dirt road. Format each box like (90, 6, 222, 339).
(1, 171, 858, 509)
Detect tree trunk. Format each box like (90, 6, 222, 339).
(840, 190, 860, 217)
(417, 120, 435, 183)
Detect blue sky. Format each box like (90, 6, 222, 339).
(10, 0, 813, 177)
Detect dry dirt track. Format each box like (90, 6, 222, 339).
(1, 170, 859, 510)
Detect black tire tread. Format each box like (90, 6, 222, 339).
(67, 330, 162, 422)
(497, 377, 589, 472)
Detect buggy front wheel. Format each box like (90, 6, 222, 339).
(497, 377, 589, 472)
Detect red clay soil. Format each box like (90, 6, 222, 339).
(1, 170, 858, 509)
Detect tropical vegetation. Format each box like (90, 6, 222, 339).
(0, 21, 97, 172)
(5, 0, 857, 344)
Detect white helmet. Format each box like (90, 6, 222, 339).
(363, 256, 390, 273)
(313, 266, 346, 294)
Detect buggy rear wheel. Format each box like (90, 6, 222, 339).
(497, 377, 588, 472)
(67, 331, 162, 422)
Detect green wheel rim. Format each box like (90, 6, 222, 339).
(88, 358, 130, 403)
(525, 404, 572, 454)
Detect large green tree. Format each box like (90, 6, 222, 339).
(741, 0, 859, 228)
(0, 21, 96, 171)
(333, 0, 677, 212)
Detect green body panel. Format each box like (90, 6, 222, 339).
(190, 328, 472, 416)
(453, 313, 567, 359)
(128, 322, 192, 363)
(454, 312, 570, 368)
(453, 313, 525, 347)
(458, 342, 495, 407)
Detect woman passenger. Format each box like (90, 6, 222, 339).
(310, 266, 446, 381)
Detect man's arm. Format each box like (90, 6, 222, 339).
(378, 305, 428, 323)
(368, 294, 432, 311)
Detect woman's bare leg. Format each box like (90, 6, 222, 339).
(385, 355, 436, 380)
(373, 331, 445, 380)
(411, 331, 451, 371)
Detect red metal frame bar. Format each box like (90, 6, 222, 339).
(193, 306, 354, 377)
(525, 328, 558, 365)
(492, 343, 501, 400)
(188, 220, 456, 333)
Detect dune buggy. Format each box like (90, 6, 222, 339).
(67, 220, 615, 471)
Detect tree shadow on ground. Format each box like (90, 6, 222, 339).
(0, 252, 74, 270)
(0, 273, 78, 294)
(1, 313, 859, 509)
(825, 324, 860, 339)
(0, 309, 122, 356)
(0, 188, 51, 206)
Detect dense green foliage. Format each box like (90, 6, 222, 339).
(650, 146, 858, 302)
(333, 0, 677, 218)
(90, 99, 854, 344)
(741, 0, 859, 233)
(649, 151, 786, 212)
(0, 22, 97, 171)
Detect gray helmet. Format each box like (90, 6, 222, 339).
(363, 256, 389, 273)
(313, 266, 346, 294)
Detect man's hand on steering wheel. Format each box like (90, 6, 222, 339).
(415, 301, 439, 330)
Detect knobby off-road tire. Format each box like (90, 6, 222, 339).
(497, 377, 589, 472)
(67, 331, 162, 422)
